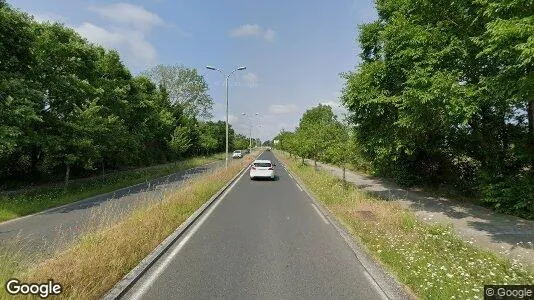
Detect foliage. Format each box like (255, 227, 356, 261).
(168, 126, 192, 157)
(234, 134, 250, 150)
(143, 64, 214, 119)
(0, 4, 239, 189)
(337, 0, 534, 217)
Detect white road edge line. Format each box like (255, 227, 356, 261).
(129, 166, 249, 300)
(295, 182, 303, 191)
(274, 153, 390, 300)
(311, 203, 329, 224)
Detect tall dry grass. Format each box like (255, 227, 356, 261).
(1, 153, 257, 300)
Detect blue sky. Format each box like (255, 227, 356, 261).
(8, 0, 377, 141)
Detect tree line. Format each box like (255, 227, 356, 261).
(276, 0, 533, 218)
(0, 2, 245, 188)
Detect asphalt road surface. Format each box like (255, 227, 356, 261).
(0, 160, 224, 255)
(123, 151, 387, 299)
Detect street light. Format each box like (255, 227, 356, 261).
(241, 112, 260, 151)
(206, 65, 247, 168)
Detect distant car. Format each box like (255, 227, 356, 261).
(232, 150, 243, 159)
(250, 160, 276, 180)
(266, 147, 271, 151)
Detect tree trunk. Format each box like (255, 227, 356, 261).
(314, 158, 317, 170)
(102, 160, 105, 177)
(64, 164, 70, 188)
(301, 156, 304, 165)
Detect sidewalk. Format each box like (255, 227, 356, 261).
(304, 158, 534, 268)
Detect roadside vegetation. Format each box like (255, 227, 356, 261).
(0, 154, 223, 223)
(0, 152, 258, 299)
(277, 151, 534, 299)
(0, 2, 255, 192)
(274, 0, 534, 219)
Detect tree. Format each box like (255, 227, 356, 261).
(169, 126, 191, 157)
(234, 134, 250, 151)
(296, 104, 339, 169)
(0, 4, 224, 188)
(476, 0, 534, 162)
(0, 4, 42, 178)
(324, 117, 353, 188)
(340, 0, 534, 216)
(143, 65, 214, 119)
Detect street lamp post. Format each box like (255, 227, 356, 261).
(206, 65, 246, 168)
(241, 112, 259, 152)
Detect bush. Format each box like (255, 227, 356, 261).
(449, 155, 482, 195)
(481, 172, 534, 219)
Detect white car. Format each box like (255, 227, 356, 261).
(250, 160, 276, 180)
(232, 150, 243, 159)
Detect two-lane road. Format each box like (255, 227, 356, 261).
(123, 151, 388, 299)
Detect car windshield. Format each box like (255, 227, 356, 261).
(254, 163, 271, 167)
(234, 151, 241, 153)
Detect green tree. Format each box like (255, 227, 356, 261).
(296, 104, 338, 169)
(169, 126, 192, 157)
(143, 65, 214, 119)
(0, 4, 42, 178)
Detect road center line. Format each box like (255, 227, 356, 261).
(129, 166, 248, 300)
(311, 203, 330, 224)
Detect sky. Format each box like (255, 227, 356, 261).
(8, 0, 378, 141)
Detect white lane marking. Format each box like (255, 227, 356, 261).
(129, 168, 248, 300)
(295, 183, 303, 191)
(311, 204, 330, 224)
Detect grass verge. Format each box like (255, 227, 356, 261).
(0, 152, 256, 299)
(0, 154, 223, 223)
(276, 151, 534, 299)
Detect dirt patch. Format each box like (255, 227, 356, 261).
(354, 210, 376, 221)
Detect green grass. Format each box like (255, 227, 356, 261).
(276, 151, 534, 299)
(0, 154, 223, 223)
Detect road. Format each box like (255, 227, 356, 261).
(0, 160, 224, 255)
(122, 151, 388, 299)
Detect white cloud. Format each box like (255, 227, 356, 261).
(76, 22, 158, 68)
(31, 12, 67, 24)
(268, 104, 298, 115)
(72, 3, 167, 69)
(230, 24, 276, 42)
(228, 114, 238, 123)
(76, 22, 123, 47)
(320, 100, 349, 119)
(230, 24, 262, 37)
(264, 29, 276, 42)
(242, 72, 259, 87)
(89, 3, 165, 32)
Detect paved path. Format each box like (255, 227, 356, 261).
(302, 157, 534, 268)
(122, 151, 409, 300)
(0, 160, 224, 256)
